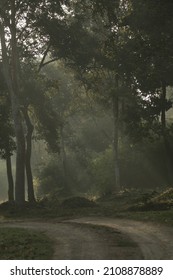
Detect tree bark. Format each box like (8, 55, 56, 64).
(6, 152, 14, 202)
(112, 77, 120, 192)
(23, 108, 36, 203)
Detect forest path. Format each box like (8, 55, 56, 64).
(0, 217, 173, 259)
(69, 217, 173, 259)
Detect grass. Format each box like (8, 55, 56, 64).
(0, 199, 106, 220)
(0, 228, 54, 259)
(115, 209, 173, 226)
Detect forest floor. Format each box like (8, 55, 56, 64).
(1, 217, 173, 259)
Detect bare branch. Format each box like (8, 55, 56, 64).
(41, 57, 60, 69)
(38, 42, 52, 72)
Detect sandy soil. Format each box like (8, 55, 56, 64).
(1, 217, 173, 259)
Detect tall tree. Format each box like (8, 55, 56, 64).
(0, 1, 26, 204)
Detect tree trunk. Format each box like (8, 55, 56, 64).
(112, 77, 120, 192)
(161, 81, 166, 133)
(6, 152, 14, 202)
(161, 81, 173, 183)
(60, 125, 69, 193)
(23, 108, 36, 203)
(11, 1, 26, 204)
(0, 5, 25, 205)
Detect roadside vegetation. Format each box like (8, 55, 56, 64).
(1, 188, 173, 226)
(0, 228, 54, 259)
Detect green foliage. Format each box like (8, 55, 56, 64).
(0, 228, 54, 259)
(126, 0, 173, 89)
(126, 187, 173, 212)
(20, 63, 61, 153)
(36, 150, 93, 197)
(36, 103, 173, 198)
(90, 133, 173, 194)
(117, 209, 173, 226)
(91, 147, 114, 195)
(61, 196, 97, 208)
(36, 159, 64, 196)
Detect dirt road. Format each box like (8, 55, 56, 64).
(1, 217, 173, 259)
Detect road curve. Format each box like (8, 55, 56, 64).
(68, 217, 173, 259)
(1, 217, 173, 259)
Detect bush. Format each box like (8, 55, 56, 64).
(61, 196, 97, 208)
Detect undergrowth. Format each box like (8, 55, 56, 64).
(0, 228, 54, 259)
